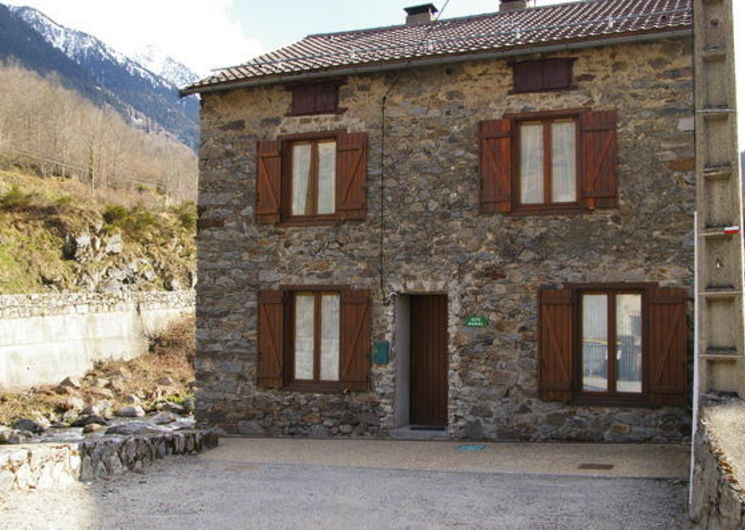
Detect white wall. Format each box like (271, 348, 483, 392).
(0, 291, 194, 391)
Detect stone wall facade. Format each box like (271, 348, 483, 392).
(196, 38, 694, 441)
(0, 291, 195, 391)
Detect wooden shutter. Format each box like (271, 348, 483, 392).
(257, 290, 284, 388)
(479, 119, 512, 213)
(648, 287, 689, 406)
(340, 289, 371, 391)
(336, 132, 367, 220)
(542, 58, 573, 90)
(581, 111, 618, 209)
(256, 141, 281, 224)
(538, 288, 574, 402)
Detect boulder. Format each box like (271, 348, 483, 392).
(82, 400, 113, 417)
(122, 394, 141, 405)
(162, 402, 185, 414)
(0, 426, 12, 444)
(58, 376, 82, 390)
(83, 423, 105, 434)
(150, 412, 178, 425)
(105, 233, 123, 254)
(71, 415, 109, 428)
(7, 430, 32, 444)
(12, 418, 45, 434)
(59, 396, 85, 413)
(114, 406, 145, 418)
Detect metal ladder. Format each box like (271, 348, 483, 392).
(695, 0, 745, 395)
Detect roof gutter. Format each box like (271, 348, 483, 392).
(179, 28, 692, 97)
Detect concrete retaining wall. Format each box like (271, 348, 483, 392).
(0, 291, 195, 391)
(0, 430, 219, 491)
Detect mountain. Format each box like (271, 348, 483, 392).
(0, 5, 198, 148)
(133, 45, 199, 88)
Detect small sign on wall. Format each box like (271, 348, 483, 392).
(464, 316, 488, 327)
(372, 341, 390, 364)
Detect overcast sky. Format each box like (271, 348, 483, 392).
(3, 0, 744, 147)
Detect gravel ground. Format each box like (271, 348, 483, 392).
(0, 455, 688, 529)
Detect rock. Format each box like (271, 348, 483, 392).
(88, 387, 115, 400)
(150, 412, 178, 425)
(58, 376, 81, 389)
(162, 402, 185, 414)
(59, 396, 85, 413)
(83, 423, 105, 434)
(157, 376, 175, 386)
(105, 422, 168, 436)
(114, 406, 145, 418)
(12, 418, 45, 434)
(0, 426, 12, 443)
(123, 394, 141, 405)
(105, 233, 123, 254)
(82, 400, 113, 417)
(64, 232, 91, 261)
(71, 415, 109, 428)
(165, 277, 181, 291)
(7, 431, 32, 444)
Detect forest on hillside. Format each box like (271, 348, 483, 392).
(0, 62, 197, 202)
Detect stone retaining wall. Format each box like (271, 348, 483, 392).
(0, 291, 195, 391)
(690, 398, 745, 528)
(0, 430, 218, 491)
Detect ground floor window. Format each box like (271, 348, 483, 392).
(538, 283, 688, 406)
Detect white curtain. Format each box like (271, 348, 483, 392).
(520, 123, 544, 204)
(317, 141, 336, 214)
(291, 143, 312, 215)
(320, 294, 340, 381)
(294, 295, 315, 379)
(616, 294, 642, 393)
(551, 120, 576, 203)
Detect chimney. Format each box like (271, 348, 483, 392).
(500, 0, 528, 12)
(404, 4, 438, 26)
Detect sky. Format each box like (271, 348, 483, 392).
(3, 0, 744, 147)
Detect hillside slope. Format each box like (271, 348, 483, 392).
(0, 169, 195, 294)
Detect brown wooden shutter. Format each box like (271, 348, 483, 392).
(479, 119, 512, 213)
(580, 110, 618, 209)
(257, 290, 284, 388)
(336, 132, 367, 220)
(648, 287, 689, 406)
(256, 141, 281, 224)
(340, 289, 371, 391)
(543, 58, 573, 90)
(538, 288, 574, 402)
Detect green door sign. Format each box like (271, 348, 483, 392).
(464, 316, 488, 327)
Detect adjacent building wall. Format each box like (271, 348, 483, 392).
(0, 291, 194, 391)
(196, 38, 694, 440)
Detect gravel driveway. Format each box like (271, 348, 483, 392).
(0, 454, 688, 529)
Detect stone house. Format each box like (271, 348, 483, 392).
(181, 0, 695, 441)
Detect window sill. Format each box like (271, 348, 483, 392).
(509, 85, 578, 95)
(284, 381, 341, 394)
(572, 394, 652, 408)
(286, 108, 347, 117)
(507, 205, 588, 217)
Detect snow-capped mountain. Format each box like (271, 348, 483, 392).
(134, 45, 199, 89)
(0, 4, 198, 148)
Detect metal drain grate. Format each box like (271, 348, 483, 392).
(578, 463, 614, 470)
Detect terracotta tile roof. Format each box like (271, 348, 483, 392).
(183, 0, 692, 94)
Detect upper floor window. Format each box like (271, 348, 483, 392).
(288, 82, 343, 116)
(512, 58, 575, 93)
(479, 109, 618, 214)
(517, 116, 578, 209)
(255, 131, 367, 225)
(290, 139, 337, 218)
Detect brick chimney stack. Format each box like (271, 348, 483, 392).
(404, 4, 438, 25)
(500, 0, 528, 12)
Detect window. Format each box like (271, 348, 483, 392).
(479, 110, 618, 214)
(517, 117, 578, 208)
(288, 82, 342, 116)
(291, 291, 340, 384)
(538, 284, 689, 406)
(256, 288, 371, 392)
(255, 131, 368, 224)
(512, 58, 575, 93)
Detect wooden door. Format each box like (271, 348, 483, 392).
(410, 295, 448, 427)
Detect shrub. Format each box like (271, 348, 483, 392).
(173, 202, 197, 231)
(102, 204, 128, 224)
(0, 185, 34, 211)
